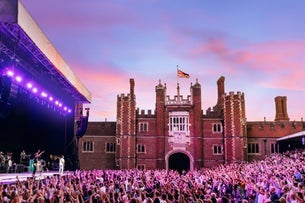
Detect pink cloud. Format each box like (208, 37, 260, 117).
(69, 61, 161, 121)
(71, 63, 128, 93)
(174, 35, 305, 90)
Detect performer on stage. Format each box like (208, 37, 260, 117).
(20, 150, 26, 164)
(59, 155, 65, 175)
(32, 150, 44, 176)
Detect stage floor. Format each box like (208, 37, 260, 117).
(0, 171, 66, 184)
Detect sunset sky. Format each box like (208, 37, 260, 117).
(20, 0, 305, 122)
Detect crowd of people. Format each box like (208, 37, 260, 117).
(1, 149, 305, 203)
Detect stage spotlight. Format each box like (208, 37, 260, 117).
(3, 68, 72, 115)
(15, 76, 22, 82)
(41, 92, 47, 97)
(26, 82, 33, 89)
(32, 87, 38, 93)
(6, 70, 14, 77)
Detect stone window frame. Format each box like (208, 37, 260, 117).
(137, 144, 146, 153)
(270, 143, 278, 154)
(83, 141, 94, 152)
(168, 111, 190, 136)
(213, 144, 223, 155)
(105, 142, 116, 153)
(248, 143, 260, 154)
(139, 122, 148, 132)
(212, 123, 222, 133)
(137, 164, 146, 170)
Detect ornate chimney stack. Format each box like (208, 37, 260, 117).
(274, 96, 289, 121)
(130, 78, 135, 97)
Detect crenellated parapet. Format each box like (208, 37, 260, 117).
(205, 107, 221, 118)
(223, 91, 246, 132)
(136, 108, 156, 118)
(117, 93, 135, 102)
(166, 95, 192, 105)
(224, 91, 244, 100)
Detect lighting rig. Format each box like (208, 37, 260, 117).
(0, 68, 72, 115)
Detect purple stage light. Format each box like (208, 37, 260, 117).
(4, 68, 72, 114)
(7, 70, 14, 77)
(15, 76, 22, 82)
(41, 92, 48, 97)
(32, 87, 38, 93)
(26, 82, 33, 89)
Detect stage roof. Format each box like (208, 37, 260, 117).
(0, 0, 92, 104)
(277, 130, 305, 141)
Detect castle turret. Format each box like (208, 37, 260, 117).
(275, 96, 289, 121)
(223, 91, 246, 164)
(116, 78, 137, 169)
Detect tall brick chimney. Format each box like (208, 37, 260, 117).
(130, 78, 135, 96)
(274, 96, 289, 121)
(217, 76, 225, 104)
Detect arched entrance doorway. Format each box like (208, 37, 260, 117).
(168, 152, 190, 174)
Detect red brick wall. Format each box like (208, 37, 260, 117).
(78, 136, 116, 170)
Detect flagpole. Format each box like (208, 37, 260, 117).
(176, 65, 180, 98)
(176, 65, 179, 85)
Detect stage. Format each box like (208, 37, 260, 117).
(0, 171, 67, 184)
(1, 1, 92, 173)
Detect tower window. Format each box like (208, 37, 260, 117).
(139, 122, 148, 132)
(137, 144, 146, 153)
(213, 123, 222, 133)
(213, 145, 223, 154)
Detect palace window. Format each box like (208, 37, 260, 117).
(137, 164, 145, 170)
(248, 143, 259, 154)
(213, 123, 222, 133)
(139, 122, 148, 132)
(137, 144, 145, 153)
(83, 141, 93, 152)
(271, 143, 278, 153)
(213, 145, 223, 154)
(168, 111, 189, 136)
(106, 143, 116, 153)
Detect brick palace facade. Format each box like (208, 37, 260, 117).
(78, 76, 305, 171)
